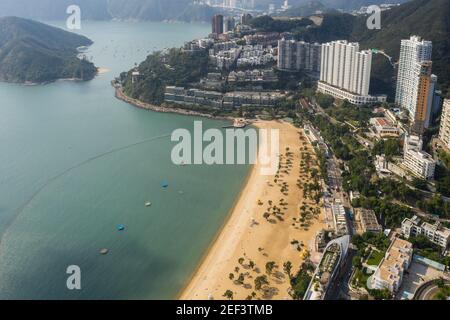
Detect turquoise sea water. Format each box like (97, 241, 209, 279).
(0, 21, 249, 299)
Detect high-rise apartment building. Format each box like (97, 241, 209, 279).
(212, 14, 224, 35)
(395, 36, 437, 134)
(240, 13, 252, 25)
(438, 99, 450, 149)
(317, 40, 385, 105)
(224, 16, 236, 33)
(277, 39, 321, 73)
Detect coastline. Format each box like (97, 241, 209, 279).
(112, 86, 326, 300)
(114, 86, 235, 121)
(176, 161, 255, 300)
(179, 120, 327, 300)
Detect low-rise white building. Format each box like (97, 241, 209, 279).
(371, 238, 413, 293)
(369, 117, 400, 138)
(403, 134, 423, 153)
(402, 215, 450, 249)
(317, 82, 387, 106)
(331, 203, 348, 236)
(403, 149, 436, 180)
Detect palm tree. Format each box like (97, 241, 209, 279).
(283, 261, 293, 279)
(237, 273, 245, 285)
(302, 249, 311, 260)
(254, 275, 269, 291)
(223, 290, 234, 300)
(265, 261, 276, 275)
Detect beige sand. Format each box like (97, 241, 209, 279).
(97, 67, 111, 74)
(180, 120, 326, 300)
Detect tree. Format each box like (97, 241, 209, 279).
(352, 255, 362, 269)
(254, 275, 269, 291)
(238, 257, 245, 265)
(236, 273, 245, 285)
(223, 290, 234, 300)
(265, 261, 276, 275)
(412, 178, 428, 191)
(302, 250, 311, 260)
(283, 261, 293, 279)
(229, 273, 234, 280)
(368, 288, 391, 300)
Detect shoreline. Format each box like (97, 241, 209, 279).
(179, 120, 326, 300)
(176, 161, 255, 300)
(114, 86, 235, 121)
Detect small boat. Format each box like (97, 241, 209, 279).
(100, 248, 109, 255)
(145, 202, 152, 207)
(117, 224, 125, 231)
(161, 181, 169, 188)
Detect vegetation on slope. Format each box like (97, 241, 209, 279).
(122, 48, 209, 105)
(0, 17, 97, 83)
(249, 15, 315, 33)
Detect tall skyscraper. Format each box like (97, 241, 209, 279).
(317, 40, 383, 105)
(277, 39, 321, 73)
(412, 61, 437, 133)
(212, 14, 224, 35)
(224, 16, 236, 33)
(438, 99, 450, 149)
(395, 36, 436, 133)
(240, 13, 253, 25)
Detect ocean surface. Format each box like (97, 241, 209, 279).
(0, 21, 249, 299)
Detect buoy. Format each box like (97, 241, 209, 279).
(117, 225, 125, 231)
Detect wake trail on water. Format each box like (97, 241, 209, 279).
(0, 133, 172, 246)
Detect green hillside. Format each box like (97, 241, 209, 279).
(0, 17, 97, 84)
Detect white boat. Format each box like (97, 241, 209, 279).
(145, 202, 152, 207)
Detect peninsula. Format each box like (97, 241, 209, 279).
(0, 17, 97, 84)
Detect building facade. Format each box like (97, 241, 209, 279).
(212, 14, 224, 35)
(277, 39, 321, 73)
(356, 208, 382, 233)
(402, 216, 450, 249)
(317, 40, 385, 105)
(164, 86, 284, 109)
(395, 36, 437, 134)
(438, 99, 450, 149)
(403, 149, 436, 180)
(240, 13, 252, 25)
(371, 238, 413, 294)
(224, 16, 236, 33)
(331, 203, 348, 236)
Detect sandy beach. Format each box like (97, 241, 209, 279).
(180, 120, 326, 300)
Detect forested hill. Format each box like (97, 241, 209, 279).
(0, 0, 212, 22)
(0, 17, 97, 84)
(0, 0, 411, 22)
